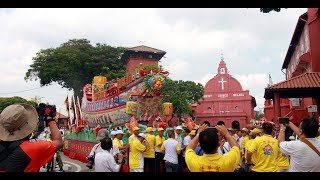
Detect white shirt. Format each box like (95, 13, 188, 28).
(223, 142, 231, 153)
(237, 136, 243, 149)
(89, 143, 119, 157)
(280, 138, 320, 172)
(94, 150, 120, 172)
(163, 138, 180, 164)
(183, 135, 191, 148)
(175, 133, 183, 147)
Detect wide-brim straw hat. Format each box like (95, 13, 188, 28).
(0, 103, 39, 141)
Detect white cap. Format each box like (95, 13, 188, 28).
(138, 133, 146, 139)
(241, 128, 248, 131)
(111, 131, 116, 136)
(176, 126, 183, 130)
(116, 130, 123, 135)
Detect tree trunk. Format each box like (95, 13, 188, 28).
(73, 85, 83, 105)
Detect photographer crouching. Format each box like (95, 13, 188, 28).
(0, 103, 63, 172)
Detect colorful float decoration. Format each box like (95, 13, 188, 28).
(126, 101, 138, 115)
(162, 102, 173, 116)
(81, 63, 170, 131)
(183, 117, 196, 131)
(125, 116, 139, 134)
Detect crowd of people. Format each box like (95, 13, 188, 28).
(0, 103, 319, 172)
(89, 118, 320, 172)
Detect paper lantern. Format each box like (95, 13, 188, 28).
(162, 102, 173, 116)
(126, 101, 138, 115)
(93, 76, 107, 84)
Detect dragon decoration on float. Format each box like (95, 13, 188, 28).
(81, 62, 172, 133)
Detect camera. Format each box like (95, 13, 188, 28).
(34, 103, 57, 137)
(278, 117, 289, 124)
(86, 155, 94, 169)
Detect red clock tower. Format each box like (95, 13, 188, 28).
(121, 45, 166, 73)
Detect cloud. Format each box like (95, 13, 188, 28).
(0, 8, 307, 114)
(233, 73, 269, 110)
(165, 58, 192, 80)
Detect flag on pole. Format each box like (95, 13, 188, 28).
(69, 95, 75, 125)
(73, 95, 79, 127)
(268, 74, 273, 86)
(76, 96, 85, 126)
(64, 96, 70, 118)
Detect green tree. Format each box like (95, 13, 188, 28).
(260, 8, 284, 13)
(25, 39, 126, 99)
(0, 96, 37, 113)
(162, 79, 204, 122)
(254, 111, 265, 120)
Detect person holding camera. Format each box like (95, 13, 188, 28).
(129, 133, 148, 172)
(0, 103, 63, 172)
(185, 124, 240, 172)
(278, 118, 320, 172)
(86, 129, 119, 169)
(94, 137, 123, 172)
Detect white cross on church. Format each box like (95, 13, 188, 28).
(218, 78, 227, 90)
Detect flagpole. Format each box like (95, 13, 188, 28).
(73, 94, 78, 127)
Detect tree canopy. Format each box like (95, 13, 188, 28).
(25, 39, 126, 99)
(162, 79, 204, 120)
(260, 8, 284, 13)
(254, 110, 265, 120)
(0, 96, 37, 113)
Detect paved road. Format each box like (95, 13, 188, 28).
(40, 151, 94, 172)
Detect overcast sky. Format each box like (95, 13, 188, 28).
(0, 8, 307, 114)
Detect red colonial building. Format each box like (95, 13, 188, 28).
(192, 58, 256, 129)
(264, 8, 320, 125)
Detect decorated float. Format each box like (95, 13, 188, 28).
(63, 45, 174, 164)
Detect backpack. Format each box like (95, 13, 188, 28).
(0, 140, 25, 162)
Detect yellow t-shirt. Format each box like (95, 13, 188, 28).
(247, 135, 281, 172)
(155, 135, 165, 152)
(144, 134, 156, 158)
(245, 139, 257, 164)
(113, 138, 123, 148)
(318, 135, 320, 139)
(129, 134, 137, 145)
(277, 153, 290, 170)
(241, 136, 249, 155)
(185, 146, 240, 172)
(129, 139, 146, 169)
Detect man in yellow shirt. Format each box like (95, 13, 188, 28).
(185, 124, 240, 172)
(244, 132, 257, 171)
(144, 127, 156, 172)
(129, 133, 148, 172)
(155, 128, 165, 172)
(129, 126, 140, 145)
(113, 130, 129, 151)
(246, 122, 281, 172)
(241, 128, 249, 157)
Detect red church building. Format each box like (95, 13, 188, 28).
(264, 9, 320, 126)
(192, 58, 256, 129)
